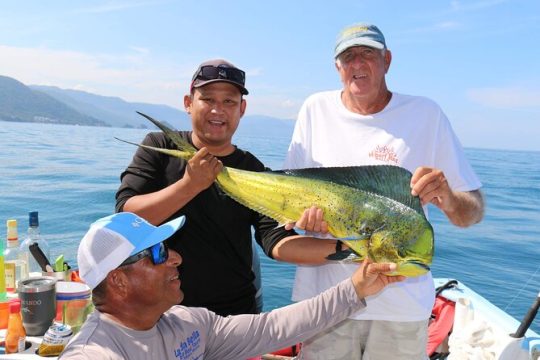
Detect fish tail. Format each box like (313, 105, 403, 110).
(114, 137, 193, 160)
(136, 111, 197, 157)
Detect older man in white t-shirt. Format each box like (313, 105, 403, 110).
(272, 22, 484, 360)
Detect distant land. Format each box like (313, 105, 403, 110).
(0, 75, 295, 137)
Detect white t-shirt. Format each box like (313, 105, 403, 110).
(284, 90, 482, 321)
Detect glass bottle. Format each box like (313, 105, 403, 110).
(19, 211, 50, 275)
(4, 219, 28, 292)
(5, 298, 26, 353)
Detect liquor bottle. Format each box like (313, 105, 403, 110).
(5, 298, 26, 353)
(19, 211, 50, 275)
(4, 219, 28, 292)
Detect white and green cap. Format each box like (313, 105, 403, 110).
(334, 22, 386, 58)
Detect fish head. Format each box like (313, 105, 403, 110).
(367, 223, 434, 277)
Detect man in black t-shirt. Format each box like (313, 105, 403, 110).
(116, 59, 340, 316)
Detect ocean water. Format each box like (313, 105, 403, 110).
(0, 121, 538, 334)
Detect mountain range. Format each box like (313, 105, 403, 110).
(0, 75, 295, 136)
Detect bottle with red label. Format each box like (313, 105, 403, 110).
(5, 298, 26, 353)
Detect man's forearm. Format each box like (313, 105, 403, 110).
(272, 235, 338, 265)
(123, 178, 200, 225)
(444, 189, 484, 227)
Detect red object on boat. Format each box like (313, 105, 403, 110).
(70, 270, 83, 282)
(270, 343, 301, 356)
(427, 296, 456, 355)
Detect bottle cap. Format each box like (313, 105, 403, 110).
(29, 211, 39, 227)
(9, 298, 21, 313)
(7, 219, 18, 241)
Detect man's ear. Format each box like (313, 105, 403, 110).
(240, 98, 247, 117)
(184, 94, 192, 114)
(108, 268, 129, 297)
(384, 50, 392, 73)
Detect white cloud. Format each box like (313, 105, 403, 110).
(0, 44, 188, 109)
(129, 46, 150, 55)
(467, 86, 540, 110)
(0, 44, 303, 118)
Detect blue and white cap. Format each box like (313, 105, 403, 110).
(334, 23, 386, 58)
(77, 212, 185, 289)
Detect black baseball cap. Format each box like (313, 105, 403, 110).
(190, 59, 248, 95)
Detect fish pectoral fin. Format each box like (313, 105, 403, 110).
(326, 249, 359, 262)
(395, 261, 431, 277)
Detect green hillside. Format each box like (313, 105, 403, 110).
(31, 84, 191, 129)
(0, 75, 107, 126)
(0, 75, 295, 136)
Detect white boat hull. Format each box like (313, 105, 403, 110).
(434, 278, 539, 360)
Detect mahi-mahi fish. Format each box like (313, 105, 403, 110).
(117, 112, 434, 277)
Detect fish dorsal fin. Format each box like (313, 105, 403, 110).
(273, 165, 424, 214)
(136, 111, 197, 156)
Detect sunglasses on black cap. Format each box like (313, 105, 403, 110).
(193, 65, 246, 87)
(120, 242, 169, 267)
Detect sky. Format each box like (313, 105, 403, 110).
(1, 0, 539, 151)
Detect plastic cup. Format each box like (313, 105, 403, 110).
(55, 281, 92, 333)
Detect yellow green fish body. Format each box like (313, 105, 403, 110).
(118, 112, 434, 277)
(220, 166, 433, 277)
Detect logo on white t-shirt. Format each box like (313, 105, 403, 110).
(174, 330, 201, 359)
(369, 145, 399, 164)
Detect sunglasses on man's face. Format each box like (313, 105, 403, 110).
(120, 242, 169, 267)
(194, 65, 246, 86)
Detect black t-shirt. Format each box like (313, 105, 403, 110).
(116, 131, 295, 316)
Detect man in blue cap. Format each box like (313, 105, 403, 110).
(60, 212, 404, 359)
(273, 23, 485, 359)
